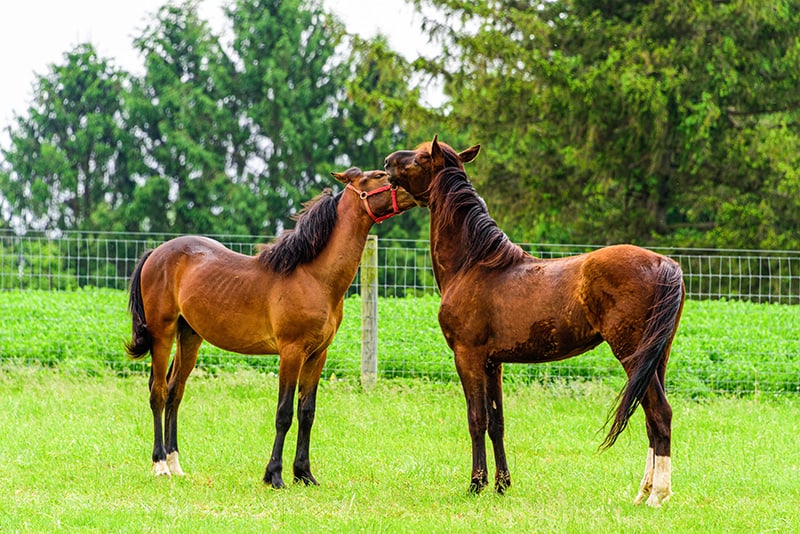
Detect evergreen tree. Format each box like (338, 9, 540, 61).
(0, 43, 139, 231)
(224, 0, 350, 234)
(412, 0, 800, 248)
(128, 0, 253, 234)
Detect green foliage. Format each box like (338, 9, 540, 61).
(3, 1, 800, 250)
(128, 1, 254, 235)
(0, 290, 797, 395)
(0, 240, 77, 290)
(224, 0, 350, 234)
(0, 0, 430, 238)
(0, 43, 140, 231)
(414, 0, 800, 249)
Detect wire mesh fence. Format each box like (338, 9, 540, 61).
(1, 229, 798, 395)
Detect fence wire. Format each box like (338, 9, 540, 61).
(1, 230, 798, 395)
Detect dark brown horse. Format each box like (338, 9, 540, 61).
(125, 168, 415, 488)
(384, 137, 684, 507)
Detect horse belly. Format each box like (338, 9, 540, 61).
(179, 292, 277, 355)
(202, 328, 277, 355)
(188, 313, 277, 354)
(486, 317, 603, 364)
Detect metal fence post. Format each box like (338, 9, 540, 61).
(360, 234, 378, 389)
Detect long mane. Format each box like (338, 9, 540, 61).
(428, 166, 527, 274)
(258, 189, 342, 274)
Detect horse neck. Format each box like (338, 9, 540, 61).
(428, 207, 468, 292)
(305, 194, 374, 298)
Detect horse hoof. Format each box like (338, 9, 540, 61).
(294, 473, 319, 486)
(468, 479, 487, 494)
(153, 460, 171, 477)
(646, 490, 672, 508)
(495, 472, 511, 494)
(633, 490, 649, 505)
(495, 481, 510, 495)
(263, 473, 286, 489)
(166, 452, 185, 476)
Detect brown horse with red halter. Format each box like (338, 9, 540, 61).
(384, 137, 684, 507)
(125, 168, 414, 488)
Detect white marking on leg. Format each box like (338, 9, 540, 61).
(153, 460, 171, 477)
(646, 455, 672, 507)
(166, 451, 185, 476)
(634, 447, 654, 505)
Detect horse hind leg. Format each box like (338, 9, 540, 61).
(634, 377, 673, 507)
(610, 353, 673, 507)
(164, 318, 203, 477)
(148, 333, 176, 477)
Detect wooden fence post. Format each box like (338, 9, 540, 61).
(360, 234, 378, 389)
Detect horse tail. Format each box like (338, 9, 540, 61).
(124, 249, 154, 359)
(601, 258, 685, 450)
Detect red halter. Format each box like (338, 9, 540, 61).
(346, 182, 404, 224)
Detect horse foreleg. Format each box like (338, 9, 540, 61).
(293, 349, 327, 486)
(264, 352, 302, 488)
(164, 321, 202, 477)
(486, 362, 510, 493)
(456, 352, 489, 493)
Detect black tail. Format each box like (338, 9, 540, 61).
(601, 259, 685, 449)
(124, 249, 154, 359)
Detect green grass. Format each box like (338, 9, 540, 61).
(0, 368, 798, 532)
(1, 289, 798, 394)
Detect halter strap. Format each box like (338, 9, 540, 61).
(346, 182, 404, 224)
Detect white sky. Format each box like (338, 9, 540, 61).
(0, 0, 432, 137)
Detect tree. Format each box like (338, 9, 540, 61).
(1, 1, 433, 239)
(130, 0, 428, 236)
(338, 34, 440, 241)
(0, 43, 139, 231)
(128, 0, 254, 234)
(224, 0, 353, 234)
(412, 0, 800, 249)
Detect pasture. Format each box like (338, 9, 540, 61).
(1, 368, 798, 532)
(1, 289, 799, 531)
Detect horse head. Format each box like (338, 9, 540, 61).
(383, 135, 480, 206)
(331, 167, 417, 223)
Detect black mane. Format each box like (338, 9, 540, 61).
(258, 189, 342, 274)
(429, 167, 527, 274)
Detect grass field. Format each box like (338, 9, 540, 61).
(1, 289, 799, 394)
(1, 368, 798, 533)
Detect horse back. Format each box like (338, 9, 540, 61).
(139, 236, 277, 353)
(438, 245, 681, 363)
(139, 236, 341, 355)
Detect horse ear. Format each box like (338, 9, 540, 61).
(331, 167, 362, 185)
(430, 134, 444, 166)
(459, 144, 481, 164)
(331, 171, 348, 185)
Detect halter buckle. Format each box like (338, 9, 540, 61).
(346, 182, 404, 224)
